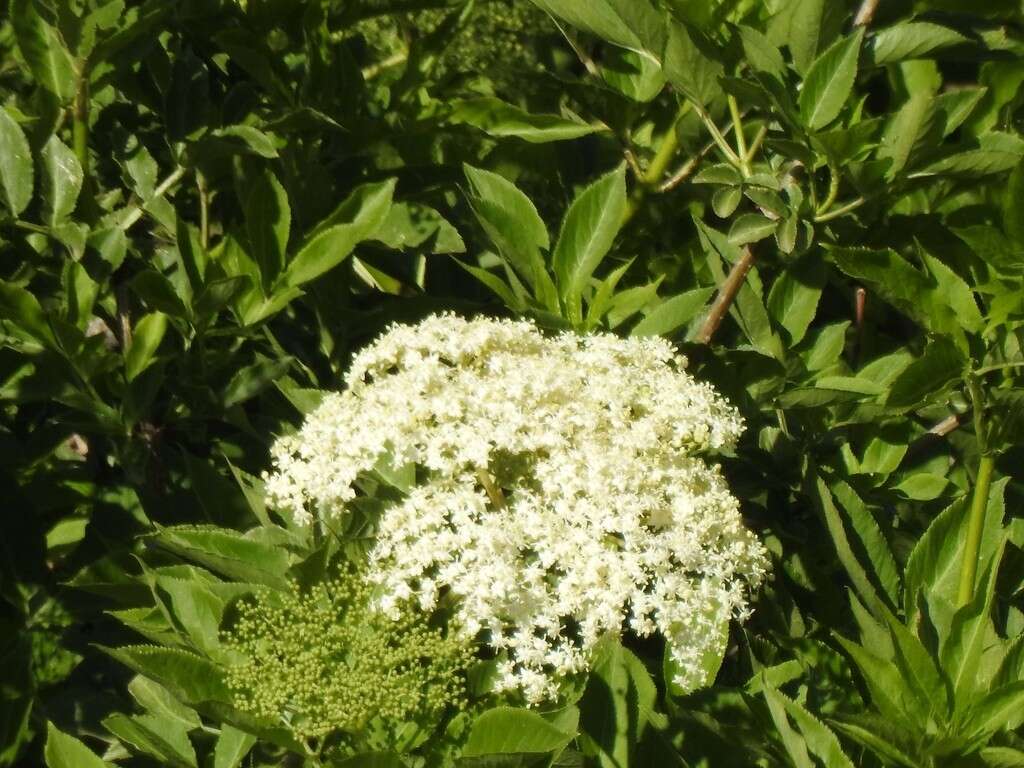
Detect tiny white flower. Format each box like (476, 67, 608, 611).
(265, 314, 768, 704)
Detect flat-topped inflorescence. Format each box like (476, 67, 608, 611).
(265, 314, 769, 704)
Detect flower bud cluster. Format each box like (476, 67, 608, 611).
(265, 314, 768, 704)
(222, 566, 471, 741)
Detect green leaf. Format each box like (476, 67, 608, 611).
(102, 713, 197, 768)
(727, 214, 777, 246)
(464, 165, 556, 309)
(462, 707, 575, 757)
(738, 26, 787, 81)
(768, 0, 835, 75)
(39, 136, 83, 227)
(0, 106, 33, 217)
(578, 637, 663, 768)
(893, 474, 950, 501)
(448, 98, 603, 143)
(903, 480, 1008, 633)
(662, 21, 723, 109)
(245, 169, 290, 290)
(100, 645, 231, 706)
(282, 181, 395, 288)
(761, 678, 855, 768)
(834, 637, 921, 729)
(455, 260, 525, 311)
(193, 276, 252, 322)
(128, 676, 202, 731)
(868, 22, 969, 66)
(553, 165, 627, 323)
(44, 722, 112, 768)
(799, 29, 864, 131)
(131, 271, 190, 319)
(373, 203, 465, 255)
(1004, 158, 1024, 244)
(812, 475, 889, 613)
(964, 682, 1024, 740)
(10, 0, 76, 101)
(0, 281, 56, 346)
(877, 93, 935, 178)
(827, 246, 958, 336)
(125, 312, 168, 382)
(526, 0, 664, 60)
(885, 336, 965, 409)
(222, 357, 294, 408)
(711, 186, 742, 218)
(600, 48, 665, 103)
(831, 480, 901, 606)
(210, 125, 279, 158)
(213, 724, 256, 768)
(153, 525, 291, 588)
(631, 287, 715, 337)
(801, 321, 849, 372)
(767, 259, 824, 344)
(829, 716, 919, 768)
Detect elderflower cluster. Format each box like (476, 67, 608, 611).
(222, 566, 472, 741)
(265, 314, 769, 704)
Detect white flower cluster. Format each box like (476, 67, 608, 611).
(265, 314, 769, 704)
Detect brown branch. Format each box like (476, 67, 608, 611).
(696, 246, 757, 345)
(854, 0, 880, 27)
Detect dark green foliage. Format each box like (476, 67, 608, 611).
(0, 0, 1022, 766)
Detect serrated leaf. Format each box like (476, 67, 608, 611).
(125, 312, 168, 382)
(39, 136, 83, 227)
(99, 645, 230, 705)
(128, 676, 202, 731)
(222, 357, 293, 408)
(868, 22, 969, 66)
(728, 213, 777, 246)
(245, 170, 290, 290)
(103, 713, 197, 768)
(0, 106, 33, 217)
(213, 724, 256, 768)
(153, 525, 291, 588)
(282, 180, 394, 288)
(527, 0, 664, 60)
(767, 260, 824, 344)
(662, 21, 723, 109)
(799, 29, 864, 131)
(711, 186, 742, 218)
(885, 336, 965, 409)
(631, 287, 715, 337)
(448, 98, 602, 143)
(10, 0, 76, 101)
(44, 722, 112, 768)
(762, 679, 855, 768)
(553, 165, 627, 324)
(463, 707, 575, 757)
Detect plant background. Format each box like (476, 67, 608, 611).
(1, 0, 1024, 766)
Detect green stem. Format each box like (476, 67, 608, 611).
(623, 102, 690, 224)
(697, 105, 743, 169)
(957, 453, 996, 607)
(813, 196, 866, 223)
(816, 165, 841, 217)
(727, 95, 750, 177)
(745, 123, 768, 162)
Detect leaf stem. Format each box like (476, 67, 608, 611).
(197, 171, 210, 249)
(727, 96, 750, 177)
(816, 165, 841, 217)
(813, 196, 866, 223)
(118, 166, 188, 231)
(957, 453, 996, 607)
(696, 245, 756, 344)
(696, 105, 743, 169)
(623, 102, 690, 223)
(745, 123, 768, 162)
